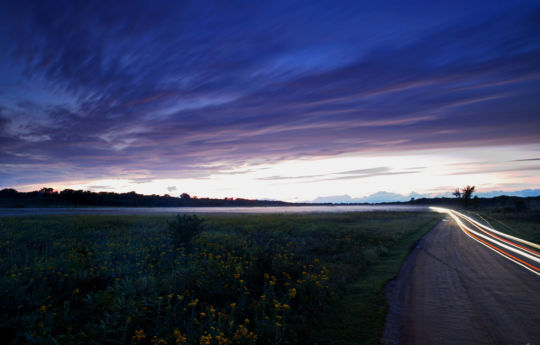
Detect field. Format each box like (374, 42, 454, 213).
(0, 212, 441, 345)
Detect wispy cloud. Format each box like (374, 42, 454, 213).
(1, 1, 540, 188)
(448, 164, 540, 175)
(258, 174, 326, 181)
(258, 166, 422, 183)
(513, 158, 540, 162)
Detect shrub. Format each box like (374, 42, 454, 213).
(168, 214, 204, 250)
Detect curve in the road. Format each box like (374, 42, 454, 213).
(383, 209, 540, 345)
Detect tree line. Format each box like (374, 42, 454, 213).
(0, 188, 293, 207)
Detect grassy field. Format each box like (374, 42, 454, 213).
(0, 212, 441, 345)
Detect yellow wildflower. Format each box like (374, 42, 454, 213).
(216, 334, 232, 345)
(132, 329, 146, 342)
(188, 298, 199, 307)
(173, 329, 187, 344)
(200, 334, 212, 345)
(154, 339, 167, 345)
(289, 288, 297, 299)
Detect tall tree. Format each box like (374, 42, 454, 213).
(461, 185, 475, 200)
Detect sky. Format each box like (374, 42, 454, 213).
(1, 0, 540, 202)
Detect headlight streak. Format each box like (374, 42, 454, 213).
(429, 207, 540, 276)
(465, 218, 540, 259)
(449, 215, 540, 264)
(451, 214, 540, 268)
(454, 212, 540, 251)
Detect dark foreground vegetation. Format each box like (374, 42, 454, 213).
(0, 212, 441, 345)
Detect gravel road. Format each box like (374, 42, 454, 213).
(382, 217, 540, 345)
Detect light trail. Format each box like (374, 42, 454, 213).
(450, 214, 540, 264)
(466, 220, 540, 258)
(454, 211, 540, 250)
(430, 207, 540, 276)
(451, 214, 540, 274)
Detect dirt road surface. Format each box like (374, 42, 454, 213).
(382, 217, 540, 345)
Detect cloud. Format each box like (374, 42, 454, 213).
(513, 158, 540, 162)
(167, 186, 177, 192)
(335, 167, 389, 175)
(449, 164, 540, 175)
(1, 1, 540, 187)
(257, 166, 422, 183)
(87, 185, 113, 191)
(322, 170, 420, 182)
(309, 167, 422, 182)
(258, 174, 326, 181)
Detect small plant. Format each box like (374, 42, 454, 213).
(169, 214, 204, 250)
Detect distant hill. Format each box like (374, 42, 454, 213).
(312, 189, 540, 204)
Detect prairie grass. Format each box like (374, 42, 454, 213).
(0, 212, 440, 344)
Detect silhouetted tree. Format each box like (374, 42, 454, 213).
(39, 187, 55, 195)
(461, 185, 475, 200)
(0, 188, 292, 207)
(454, 185, 475, 208)
(0, 188, 18, 197)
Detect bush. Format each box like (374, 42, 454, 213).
(168, 214, 204, 250)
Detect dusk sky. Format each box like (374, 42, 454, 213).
(1, 1, 540, 202)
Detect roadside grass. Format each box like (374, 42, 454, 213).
(0, 212, 441, 345)
(308, 216, 440, 345)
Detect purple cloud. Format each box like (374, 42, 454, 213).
(1, 1, 540, 187)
